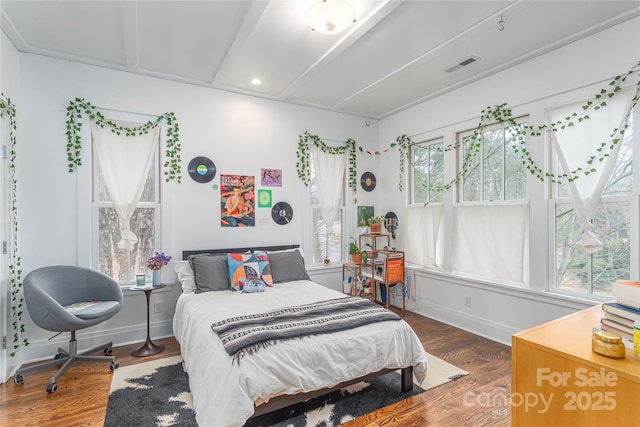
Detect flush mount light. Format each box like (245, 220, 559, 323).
(251, 78, 262, 85)
(306, 0, 356, 35)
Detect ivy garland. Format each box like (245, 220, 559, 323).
(296, 131, 358, 191)
(396, 62, 640, 193)
(0, 95, 28, 357)
(65, 98, 182, 183)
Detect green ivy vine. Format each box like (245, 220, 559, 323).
(1, 95, 28, 356)
(65, 98, 182, 183)
(296, 131, 357, 191)
(396, 61, 640, 193)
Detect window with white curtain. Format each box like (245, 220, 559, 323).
(310, 153, 345, 265)
(551, 106, 637, 298)
(458, 118, 528, 202)
(92, 125, 161, 283)
(410, 137, 444, 204)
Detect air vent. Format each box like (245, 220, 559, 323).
(445, 56, 480, 73)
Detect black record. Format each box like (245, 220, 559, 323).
(188, 156, 216, 183)
(360, 172, 376, 192)
(271, 202, 293, 225)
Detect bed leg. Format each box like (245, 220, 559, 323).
(401, 366, 413, 392)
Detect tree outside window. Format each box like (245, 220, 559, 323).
(410, 138, 443, 204)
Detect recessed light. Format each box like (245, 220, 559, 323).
(251, 78, 262, 85)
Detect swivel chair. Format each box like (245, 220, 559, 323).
(13, 265, 123, 392)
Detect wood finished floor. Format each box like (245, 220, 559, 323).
(0, 311, 511, 426)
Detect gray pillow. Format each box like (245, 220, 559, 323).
(267, 250, 311, 283)
(188, 254, 230, 293)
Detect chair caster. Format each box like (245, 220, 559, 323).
(104, 346, 113, 355)
(14, 375, 24, 385)
(110, 362, 119, 371)
(46, 383, 58, 393)
(54, 353, 65, 360)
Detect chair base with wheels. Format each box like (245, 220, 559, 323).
(12, 265, 124, 393)
(14, 330, 120, 393)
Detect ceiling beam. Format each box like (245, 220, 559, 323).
(120, 0, 139, 71)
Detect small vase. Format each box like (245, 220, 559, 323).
(152, 269, 161, 287)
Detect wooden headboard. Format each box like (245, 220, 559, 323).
(182, 244, 299, 260)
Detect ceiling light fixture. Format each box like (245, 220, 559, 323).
(306, 0, 356, 35)
(251, 78, 262, 85)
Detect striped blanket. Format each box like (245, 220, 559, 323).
(211, 296, 401, 361)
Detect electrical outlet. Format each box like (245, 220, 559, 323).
(153, 302, 163, 314)
(464, 296, 471, 307)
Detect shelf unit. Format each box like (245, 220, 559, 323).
(359, 233, 390, 255)
(342, 262, 373, 299)
(361, 249, 405, 315)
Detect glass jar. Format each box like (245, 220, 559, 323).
(592, 330, 626, 359)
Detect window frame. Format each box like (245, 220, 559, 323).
(456, 117, 529, 203)
(409, 137, 444, 206)
(547, 105, 638, 299)
(308, 152, 347, 266)
(90, 127, 162, 285)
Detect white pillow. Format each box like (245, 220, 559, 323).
(174, 260, 196, 293)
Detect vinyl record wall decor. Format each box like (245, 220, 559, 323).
(360, 172, 376, 192)
(188, 156, 216, 183)
(271, 202, 293, 225)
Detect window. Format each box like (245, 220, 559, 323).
(309, 155, 344, 264)
(552, 113, 635, 297)
(410, 138, 443, 204)
(92, 139, 160, 283)
(458, 119, 528, 202)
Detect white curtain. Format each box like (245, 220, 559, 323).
(405, 205, 443, 269)
(450, 202, 528, 284)
(547, 88, 634, 253)
(91, 120, 159, 250)
(310, 145, 348, 227)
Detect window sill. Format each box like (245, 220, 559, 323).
(406, 263, 598, 311)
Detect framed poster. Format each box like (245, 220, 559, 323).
(261, 168, 282, 187)
(357, 206, 374, 227)
(220, 175, 255, 227)
(258, 189, 272, 208)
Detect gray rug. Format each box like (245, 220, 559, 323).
(105, 354, 466, 426)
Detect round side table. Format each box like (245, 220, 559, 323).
(129, 283, 166, 357)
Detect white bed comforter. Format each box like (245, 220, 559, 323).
(173, 280, 428, 427)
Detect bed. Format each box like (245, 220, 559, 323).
(172, 245, 428, 427)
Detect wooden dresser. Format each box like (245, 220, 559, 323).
(511, 305, 639, 426)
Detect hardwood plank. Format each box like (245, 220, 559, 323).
(0, 312, 511, 426)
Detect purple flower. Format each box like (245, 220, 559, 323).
(147, 251, 172, 270)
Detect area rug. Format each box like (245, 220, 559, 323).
(105, 353, 467, 427)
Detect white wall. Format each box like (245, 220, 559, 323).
(13, 53, 378, 365)
(377, 17, 640, 345)
(1, 30, 21, 383)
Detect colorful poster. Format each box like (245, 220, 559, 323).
(258, 189, 272, 208)
(357, 206, 374, 227)
(220, 175, 255, 227)
(261, 168, 282, 186)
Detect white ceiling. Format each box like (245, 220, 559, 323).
(2, 0, 639, 119)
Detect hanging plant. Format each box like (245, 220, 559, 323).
(296, 131, 358, 191)
(65, 98, 182, 183)
(1, 95, 28, 356)
(396, 61, 640, 194)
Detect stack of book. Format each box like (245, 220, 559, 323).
(601, 281, 640, 342)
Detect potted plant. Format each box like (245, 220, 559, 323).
(367, 216, 385, 235)
(349, 239, 363, 264)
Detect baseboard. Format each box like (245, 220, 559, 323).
(15, 319, 174, 366)
(414, 300, 518, 346)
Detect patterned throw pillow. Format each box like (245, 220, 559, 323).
(227, 251, 273, 291)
